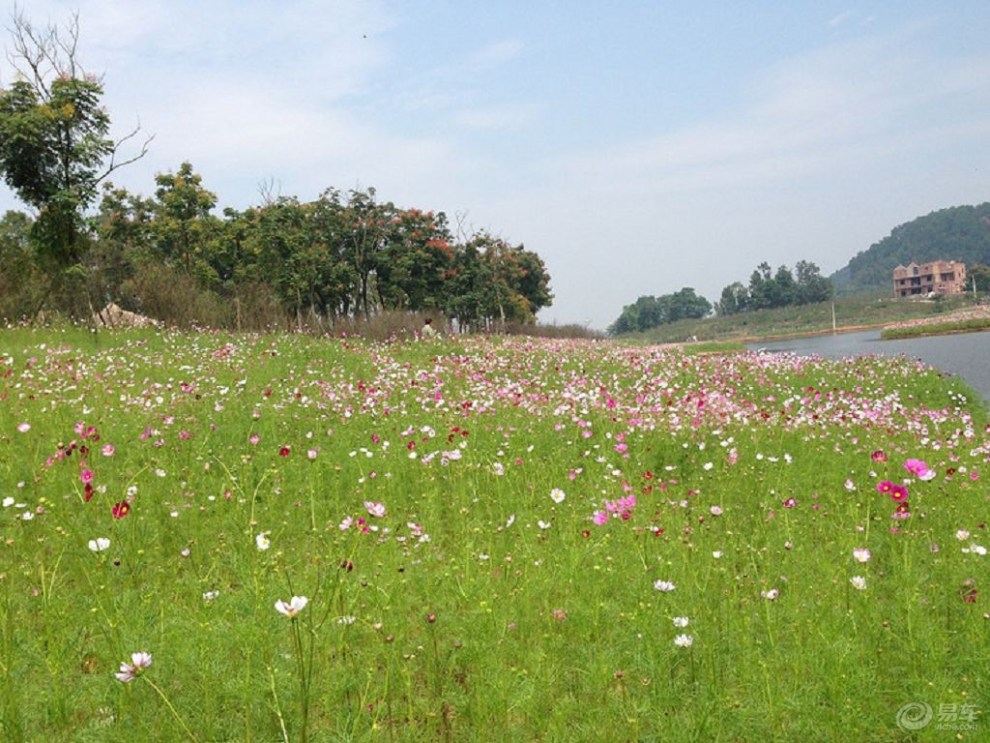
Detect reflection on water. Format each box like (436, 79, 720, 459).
(746, 330, 990, 404)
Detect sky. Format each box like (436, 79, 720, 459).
(2, 1, 989, 330)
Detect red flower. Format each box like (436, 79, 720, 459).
(112, 501, 130, 519)
(279, 446, 290, 457)
(84, 483, 94, 502)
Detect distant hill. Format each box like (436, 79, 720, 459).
(830, 203, 990, 295)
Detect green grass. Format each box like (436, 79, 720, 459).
(1, 327, 988, 741)
(881, 317, 990, 339)
(623, 294, 983, 343)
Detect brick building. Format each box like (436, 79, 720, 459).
(892, 260, 967, 298)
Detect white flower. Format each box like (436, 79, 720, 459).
(653, 579, 676, 593)
(550, 488, 566, 504)
(852, 548, 871, 563)
(88, 537, 111, 552)
(21, 511, 34, 521)
(275, 595, 309, 618)
(255, 531, 271, 551)
(364, 501, 386, 518)
(505, 514, 515, 528)
(203, 590, 220, 602)
(712, 550, 723, 559)
(672, 616, 689, 628)
(16, 422, 30, 433)
(956, 529, 971, 541)
(537, 520, 552, 530)
(1, 497, 13, 508)
(850, 576, 867, 590)
(673, 634, 694, 648)
(709, 505, 723, 516)
(761, 588, 779, 601)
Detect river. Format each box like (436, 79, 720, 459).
(746, 329, 990, 405)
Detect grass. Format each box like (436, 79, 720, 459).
(1, 326, 989, 741)
(624, 294, 984, 343)
(881, 316, 990, 340)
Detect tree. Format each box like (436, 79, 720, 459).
(150, 162, 219, 277)
(0, 10, 150, 313)
(716, 281, 749, 315)
(794, 260, 833, 304)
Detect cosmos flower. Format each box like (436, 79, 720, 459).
(115, 651, 152, 683)
(364, 501, 386, 518)
(672, 616, 689, 628)
(653, 580, 676, 592)
(852, 548, 872, 563)
(275, 595, 308, 618)
(850, 576, 867, 590)
(256, 531, 271, 550)
(88, 537, 111, 552)
(673, 634, 694, 648)
(550, 488, 566, 504)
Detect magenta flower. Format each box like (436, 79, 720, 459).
(904, 458, 936, 481)
(889, 483, 909, 502)
(80, 469, 94, 485)
(876, 480, 894, 495)
(871, 450, 887, 462)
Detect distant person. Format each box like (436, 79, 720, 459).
(421, 318, 438, 338)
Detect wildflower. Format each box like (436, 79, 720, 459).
(850, 576, 867, 590)
(550, 488, 566, 504)
(852, 548, 872, 563)
(101, 444, 115, 457)
(249, 434, 260, 445)
(115, 651, 152, 683)
(80, 469, 94, 485)
(889, 483, 909, 502)
(275, 596, 308, 618)
(537, 520, 552, 530)
(672, 616, 689, 628)
(761, 588, 779, 600)
(2, 497, 13, 507)
(203, 590, 220, 602)
(88, 537, 111, 552)
(957, 529, 972, 541)
(876, 480, 894, 495)
(505, 514, 516, 528)
(653, 579, 676, 592)
(364, 501, 386, 518)
(782, 498, 797, 509)
(673, 634, 694, 648)
(255, 531, 271, 550)
(904, 458, 936, 481)
(710, 505, 723, 516)
(279, 446, 290, 457)
(871, 450, 887, 462)
(712, 550, 723, 559)
(111, 502, 130, 520)
(592, 510, 609, 526)
(307, 448, 318, 461)
(844, 479, 856, 491)
(16, 422, 30, 433)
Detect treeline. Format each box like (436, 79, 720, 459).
(608, 260, 833, 336)
(0, 12, 551, 332)
(716, 260, 833, 315)
(0, 163, 552, 330)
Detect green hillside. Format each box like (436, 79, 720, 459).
(831, 203, 990, 294)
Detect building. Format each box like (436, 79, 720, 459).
(892, 260, 967, 298)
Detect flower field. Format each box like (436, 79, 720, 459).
(1, 327, 988, 741)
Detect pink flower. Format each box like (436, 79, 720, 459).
(852, 547, 871, 563)
(115, 651, 152, 682)
(364, 501, 386, 518)
(871, 450, 887, 462)
(592, 510, 609, 526)
(80, 469, 94, 485)
(16, 422, 30, 433)
(101, 444, 115, 457)
(249, 434, 260, 445)
(876, 480, 894, 495)
(904, 458, 936, 481)
(889, 483, 909, 502)
(112, 501, 130, 519)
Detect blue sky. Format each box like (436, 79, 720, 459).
(3, 1, 990, 329)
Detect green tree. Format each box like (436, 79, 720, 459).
(150, 162, 219, 278)
(716, 281, 749, 315)
(0, 11, 149, 315)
